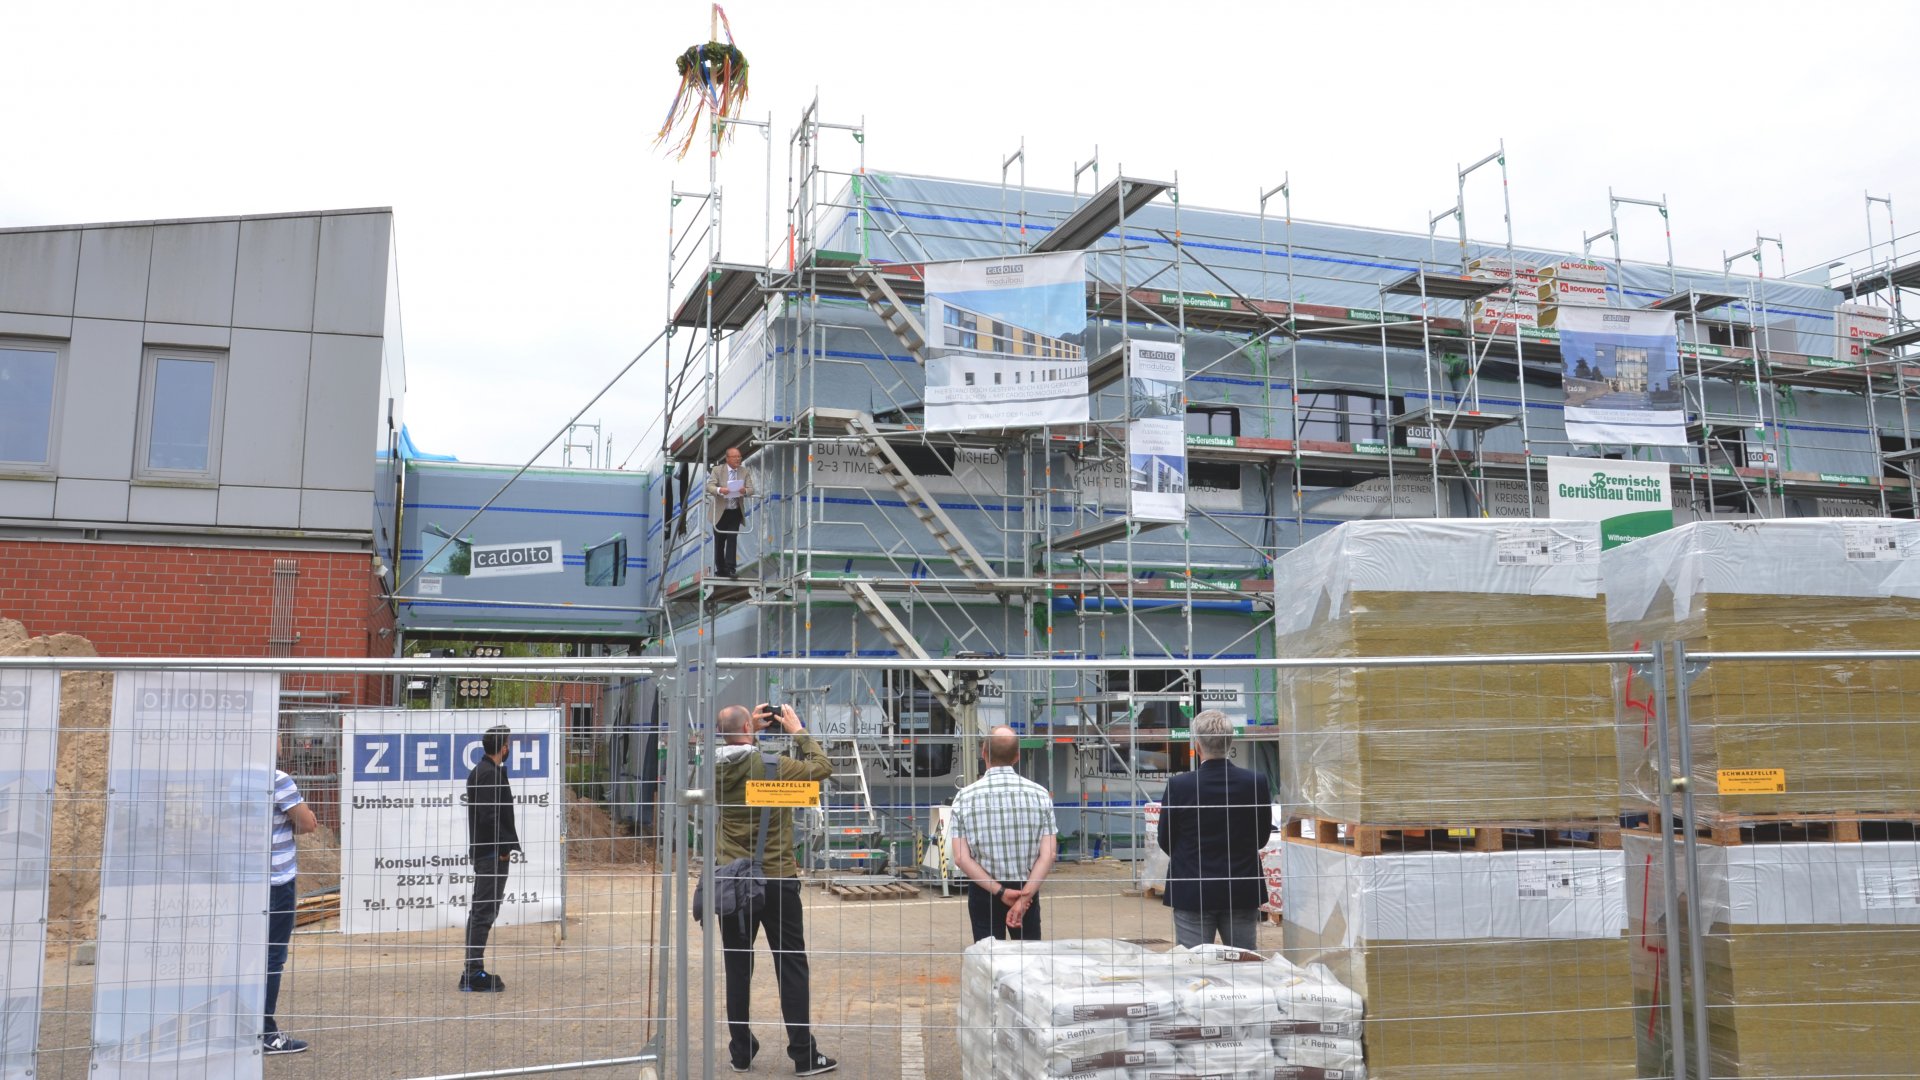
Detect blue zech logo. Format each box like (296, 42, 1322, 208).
(353, 733, 549, 781)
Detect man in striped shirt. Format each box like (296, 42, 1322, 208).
(949, 726, 1059, 941)
(265, 769, 317, 1054)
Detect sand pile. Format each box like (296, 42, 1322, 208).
(566, 792, 652, 867)
(1, 618, 109, 940)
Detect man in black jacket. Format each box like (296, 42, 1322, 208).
(462, 725, 520, 991)
(1156, 710, 1274, 949)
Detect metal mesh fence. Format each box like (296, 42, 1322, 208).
(4, 649, 1919, 1079)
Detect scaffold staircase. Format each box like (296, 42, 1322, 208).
(846, 414, 996, 582)
(850, 267, 926, 364)
(843, 580, 955, 707)
(807, 736, 885, 873)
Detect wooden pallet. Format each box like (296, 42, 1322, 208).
(1635, 810, 1920, 846)
(1287, 817, 1621, 856)
(294, 891, 339, 927)
(826, 881, 921, 901)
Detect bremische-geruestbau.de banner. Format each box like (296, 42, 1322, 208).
(340, 709, 562, 936)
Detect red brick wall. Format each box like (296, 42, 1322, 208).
(0, 539, 385, 660)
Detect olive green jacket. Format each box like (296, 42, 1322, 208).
(713, 731, 832, 879)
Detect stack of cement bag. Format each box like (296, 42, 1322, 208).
(958, 938, 1366, 1079)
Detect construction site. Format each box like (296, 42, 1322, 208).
(4, 66, 1920, 1080)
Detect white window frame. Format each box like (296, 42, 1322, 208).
(134, 346, 227, 484)
(0, 336, 68, 478)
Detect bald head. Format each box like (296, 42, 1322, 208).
(717, 705, 753, 744)
(983, 725, 1021, 767)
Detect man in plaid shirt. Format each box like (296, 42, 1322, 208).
(949, 726, 1059, 941)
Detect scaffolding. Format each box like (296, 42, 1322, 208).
(647, 108, 1920, 880)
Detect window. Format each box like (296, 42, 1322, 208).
(1296, 390, 1402, 445)
(1186, 406, 1242, 491)
(422, 524, 472, 576)
(0, 340, 62, 473)
(584, 534, 627, 587)
(1101, 669, 1200, 775)
(136, 348, 225, 481)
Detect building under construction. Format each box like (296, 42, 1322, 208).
(642, 115, 1920, 867)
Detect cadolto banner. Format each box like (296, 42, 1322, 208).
(340, 709, 562, 936)
(1555, 306, 1685, 446)
(0, 672, 56, 1080)
(1126, 340, 1188, 522)
(92, 672, 277, 1080)
(923, 252, 1089, 431)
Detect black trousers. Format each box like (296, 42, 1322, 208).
(714, 508, 744, 575)
(465, 854, 508, 969)
(967, 880, 1042, 942)
(719, 878, 817, 1064)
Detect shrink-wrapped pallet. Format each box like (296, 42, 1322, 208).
(1276, 519, 1617, 824)
(1622, 832, 1920, 1077)
(1604, 519, 1920, 817)
(1283, 838, 1633, 1078)
(957, 939, 1367, 1079)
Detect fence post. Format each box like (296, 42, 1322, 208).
(1647, 646, 1691, 1078)
(1668, 641, 1714, 1080)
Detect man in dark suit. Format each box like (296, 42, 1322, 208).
(1156, 710, 1274, 949)
(461, 725, 520, 991)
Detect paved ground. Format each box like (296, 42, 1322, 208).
(32, 861, 1283, 1079)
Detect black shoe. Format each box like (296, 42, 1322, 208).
(261, 1032, 309, 1055)
(459, 970, 505, 992)
(794, 1051, 838, 1076)
(729, 1034, 759, 1072)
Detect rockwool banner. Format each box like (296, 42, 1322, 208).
(1555, 306, 1686, 446)
(1127, 340, 1187, 522)
(0, 672, 56, 1080)
(1547, 456, 1674, 549)
(923, 252, 1088, 431)
(340, 709, 562, 936)
(1837, 303, 1891, 365)
(92, 672, 277, 1080)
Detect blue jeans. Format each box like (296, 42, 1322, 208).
(1172, 906, 1258, 951)
(264, 878, 297, 1033)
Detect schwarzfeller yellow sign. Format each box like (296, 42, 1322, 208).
(746, 780, 821, 807)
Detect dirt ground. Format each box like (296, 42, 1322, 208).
(32, 860, 1279, 1079)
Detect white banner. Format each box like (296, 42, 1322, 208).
(1127, 341, 1188, 523)
(1837, 303, 1891, 365)
(92, 673, 277, 1080)
(341, 709, 562, 936)
(1555, 306, 1686, 446)
(0, 672, 56, 1080)
(1546, 456, 1674, 549)
(469, 541, 565, 578)
(924, 252, 1089, 431)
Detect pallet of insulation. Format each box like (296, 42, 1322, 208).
(1283, 836, 1634, 1079)
(1622, 831, 1920, 1077)
(956, 937, 1367, 1079)
(1276, 519, 1618, 824)
(1604, 519, 1920, 818)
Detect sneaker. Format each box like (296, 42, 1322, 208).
(261, 1032, 309, 1055)
(729, 1034, 759, 1072)
(794, 1051, 838, 1076)
(458, 970, 506, 992)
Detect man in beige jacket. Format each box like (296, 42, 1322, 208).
(706, 445, 755, 577)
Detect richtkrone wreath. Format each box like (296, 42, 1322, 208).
(655, 6, 751, 160)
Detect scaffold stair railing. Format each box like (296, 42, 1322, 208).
(847, 414, 996, 581)
(849, 267, 927, 364)
(817, 736, 880, 850)
(842, 580, 955, 707)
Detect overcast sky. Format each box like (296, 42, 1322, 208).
(6, 0, 1916, 467)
